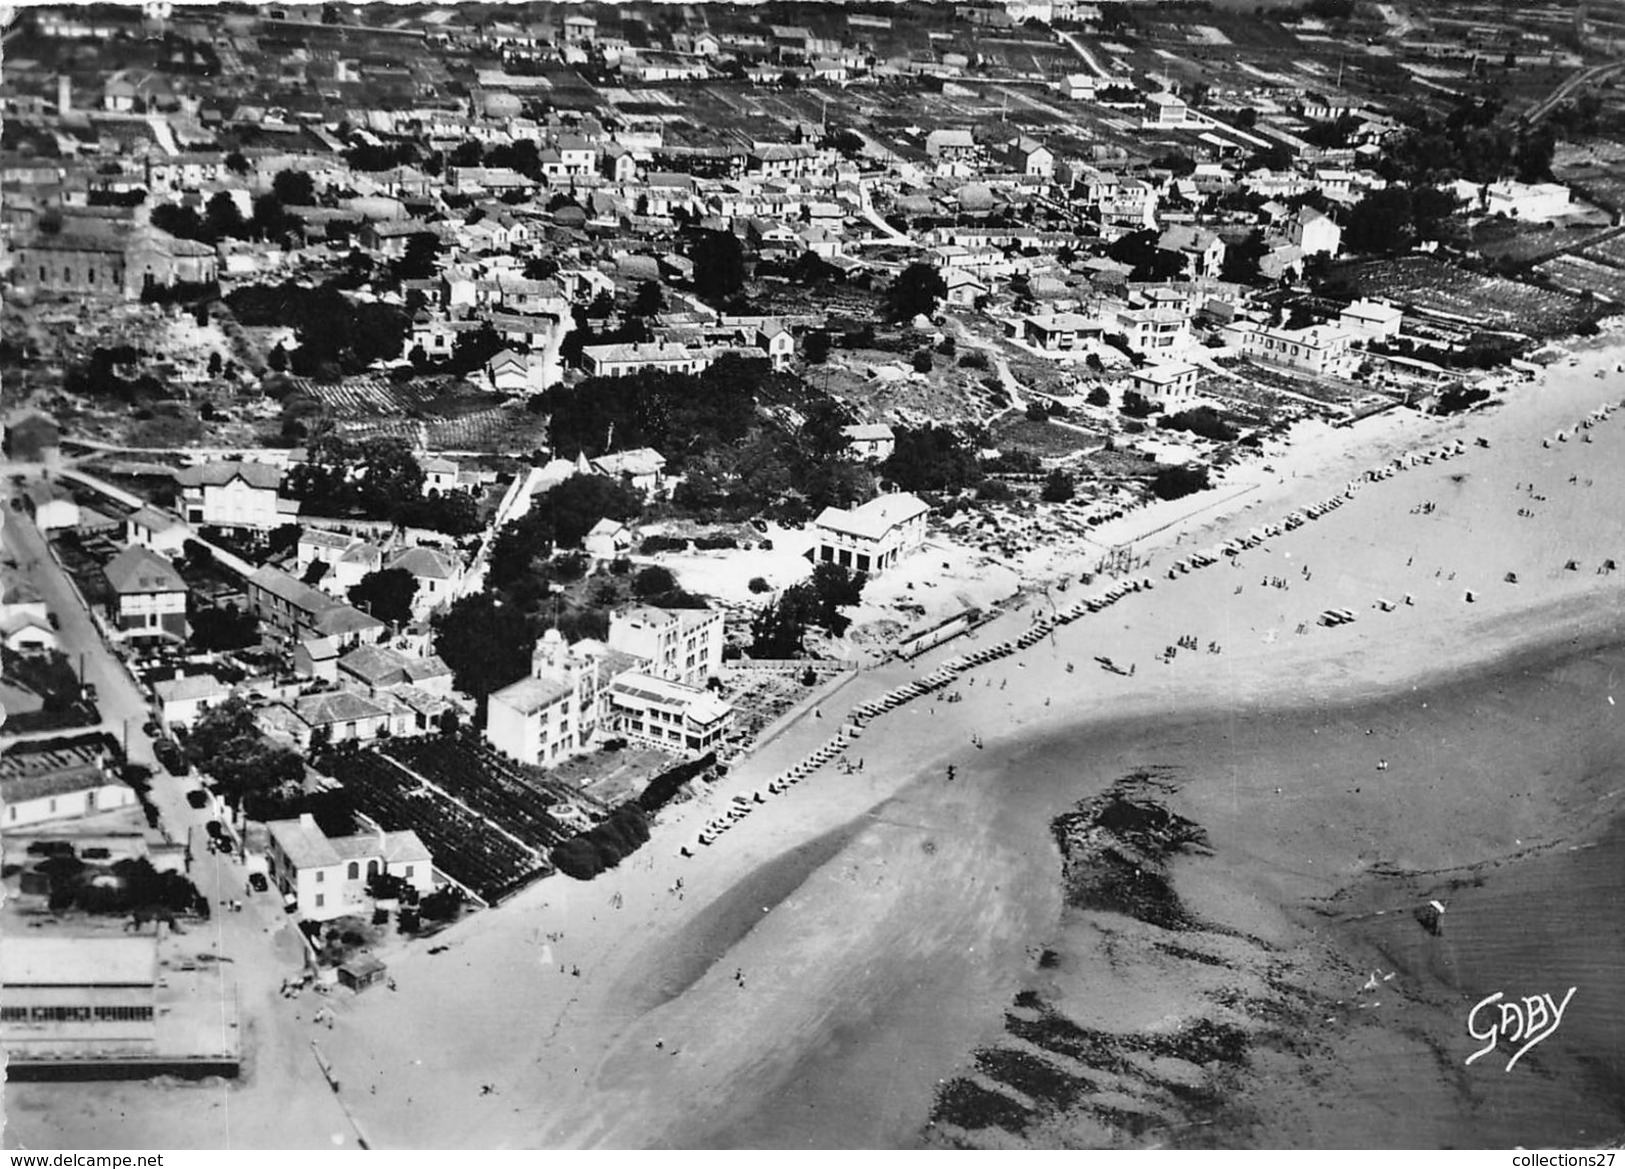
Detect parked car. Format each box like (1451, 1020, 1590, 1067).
(248, 872, 268, 893)
(186, 789, 209, 810)
(154, 739, 186, 773)
(206, 819, 225, 839)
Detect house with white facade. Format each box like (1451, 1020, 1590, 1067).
(175, 460, 287, 529)
(153, 672, 230, 732)
(1339, 300, 1404, 342)
(383, 544, 468, 619)
(485, 629, 609, 768)
(842, 423, 896, 462)
(1129, 360, 1204, 408)
(604, 672, 733, 755)
(812, 493, 930, 576)
(124, 506, 190, 556)
(265, 813, 434, 922)
(1, 743, 135, 830)
(1229, 322, 1356, 378)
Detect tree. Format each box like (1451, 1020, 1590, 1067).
(187, 696, 304, 811)
(205, 192, 247, 240)
(633, 280, 665, 317)
(884, 262, 948, 323)
(912, 348, 933, 374)
(349, 568, 418, 627)
(267, 342, 289, 373)
(273, 169, 317, 208)
(804, 330, 831, 365)
(207, 351, 223, 377)
(1220, 229, 1268, 285)
(882, 425, 979, 493)
(432, 592, 535, 711)
(691, 229, 746, 304)
(1086, 385, 1111, 407)
(188, 604, 258, 651)
(393, 232, 442, 282)
(1041, 469, 1075, 503)
(225, 151, 250, 176)
(1121, 390, 1156, 419)
(632, 565, 677, 597)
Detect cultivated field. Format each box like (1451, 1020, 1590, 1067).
(1341, 257, 1599, 336)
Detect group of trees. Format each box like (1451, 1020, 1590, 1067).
(487, 475, 644, 590)
(226, 281, 409, 378)
(1106, 230, 1188, 283)
(540, 353, 765, 468)
(884, 263, 948, 323)
(187, 696, 305, 812)
(431, 593, 537, 711)
(284, 434, 422, 514)
(1343, 185, 1462, 255)
(348, 567, 418, 627)
(748, 562, 865, 657)
(550, 803, 652, 880)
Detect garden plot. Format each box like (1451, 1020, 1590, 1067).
(1343, 257, 1597, 336)
(1534, 255, 1625, 301)
(1580, 232, 1625, 269)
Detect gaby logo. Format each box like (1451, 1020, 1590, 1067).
(1466, 987, 1577, 1072)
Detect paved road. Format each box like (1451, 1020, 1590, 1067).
(1, 502, 156, 773)
(1056, 28, 1112, 80)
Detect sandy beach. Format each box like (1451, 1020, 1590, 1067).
(11, 330, 1625, 1150)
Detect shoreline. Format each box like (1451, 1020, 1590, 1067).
(10, 332, 1625, 1150)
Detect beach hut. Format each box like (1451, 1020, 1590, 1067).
(338, 954, 388, 992)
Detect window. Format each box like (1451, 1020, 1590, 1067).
(315, 893, 324, 908)
(316, 870, 325, 883)
(347, 862, 359, 880)
(404, 865, 413, 878)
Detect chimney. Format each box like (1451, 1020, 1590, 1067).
(57, 75, 72, 116)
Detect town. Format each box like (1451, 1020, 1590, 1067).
(2, 0, 1624, 1150)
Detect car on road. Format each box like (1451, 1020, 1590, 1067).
(82, 682, 98, 703)
(206, 819, 225, 839)
(248, 872, 268, 893)
(154, 739, 186, 773)
(186, 789, 209, 810)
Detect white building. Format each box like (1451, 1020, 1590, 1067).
(1287, 206, 1342, 257)
(605, 673, 734, 755)
(812, 493, 930, 576)
(842, 423, 896, 462)
(1339, 300, 1404, 342)
(124, 506, 190, 556)
(1, 744, 135, 830)
(1129, 360, 1203, 408)
(175, 460, 287, 529)
(152, 673, 230, 732)
(485, 629, 607, 768)
(1115, 306, 1192, 358)
(607, 606, 724, 689)
(265, 813, 435, 922)
(384, 545, 469, 620)
(1144, 92, 1188, 127)
(1230, 322, 1356, 378)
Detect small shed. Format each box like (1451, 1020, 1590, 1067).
(337, 953, 388, 992)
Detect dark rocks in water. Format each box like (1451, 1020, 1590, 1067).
(1050, 775, 1211, 930)
(975, 1047, 1093, 1109)
(929, 1077, 1032, 1133)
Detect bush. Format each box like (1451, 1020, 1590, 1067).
(551, 803, 654, 878)
(748, 576, 772, 594)
(1121, 390, 1156, 419)
(633, 565, 678, 597)
(911, 349, 934, 374)
(1157, 407, 1238, 442)
(693, 535, 738, 550)
(1086, 385, 1111, 407)
(640, 535, 689, 554)
(1040, 470, 1076, 503)
(978, 479, 1016, 502)
(1150, 464, 1210, 501)
(957, 351, 990, 370)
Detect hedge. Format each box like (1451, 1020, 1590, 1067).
(638, 751, 716, 814)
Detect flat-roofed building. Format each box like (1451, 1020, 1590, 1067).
(812, 492, 930, 576)
(607, 605, 723, 689)
(0, 935, 158, 1056)
(605, 672, 733, 755)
